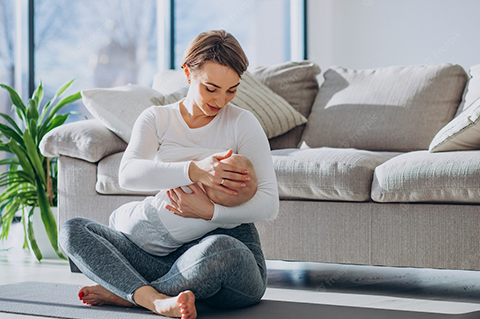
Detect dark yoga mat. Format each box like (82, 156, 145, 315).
(0, 282, 479, 319)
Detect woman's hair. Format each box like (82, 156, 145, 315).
(181, 30, 249, 77)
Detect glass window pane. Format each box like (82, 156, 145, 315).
(174, 0, 291, 69)
(0, 0, 15, 115)
(34, 0, 157, 121)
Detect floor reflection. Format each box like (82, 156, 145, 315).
(266, 260, 480, 304)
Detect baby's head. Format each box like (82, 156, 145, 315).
(204, 154, 257, 207)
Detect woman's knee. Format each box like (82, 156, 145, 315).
(59, 217, 92, 253)
(199, 234, 248, 256)
(197, 235, 260, 274)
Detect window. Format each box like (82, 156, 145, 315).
(0, 0, 15, 116)
(173, 0, 304, 69)
(1, 0, 306, 120)
(32, 0, 157, 120)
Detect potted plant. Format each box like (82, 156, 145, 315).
(0, 80, 81, 261)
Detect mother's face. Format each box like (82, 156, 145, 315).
(185, 61, 240, 117)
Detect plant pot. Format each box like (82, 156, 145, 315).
(28, 206, 61, 260)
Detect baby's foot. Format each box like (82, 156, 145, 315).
(78, 284, 134, 307)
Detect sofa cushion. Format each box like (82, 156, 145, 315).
(152, 70, 308, 139)
(249, 61, 321, 149)
(429, 97, 480, 152)
(301, 63, 468, 152)
(40, 119, 127, 163)
(372, 150, 480, 203)
(271, 147, 400, 201)
(82, 84, 187, 143)
(456, 63, 480, 116)
(96, 152, 156, 195)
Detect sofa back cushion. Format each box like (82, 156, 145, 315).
(249, 61, 321, 149)
(301, 63, 468, 152)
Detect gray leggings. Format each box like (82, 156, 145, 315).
(59, 217, 267, 308)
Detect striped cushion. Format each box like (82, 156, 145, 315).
(232, 72, 307, 139)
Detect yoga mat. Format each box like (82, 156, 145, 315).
(0, 282, 479, 319)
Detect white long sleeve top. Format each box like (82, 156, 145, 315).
(117, 101, 279, 242)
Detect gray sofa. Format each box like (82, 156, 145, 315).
(41, 61, 480, 271)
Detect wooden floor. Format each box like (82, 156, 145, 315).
(2, 222, 480, 318)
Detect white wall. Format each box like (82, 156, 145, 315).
(307, 0, 480, 72)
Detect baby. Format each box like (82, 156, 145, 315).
(202, 154, 258, 207)
(109, 153, 258, 256)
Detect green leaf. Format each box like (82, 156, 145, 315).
(0, 157, 19, 167)
(0, 84, 26, 120)
(8, 139, 34, 178)
(43, 91, 81, 127)
(22, 207, 28, 249)
(23, 130, 46, 185)
(39, 79, 75, 123)
(32, 81, 44, 109)
(47, 113, 68, 132)
(38, 100, 51, 124)
(0, 113, 23, 136)
(28, 118, 38, 145)
(38, 114, 69, 142)
(55, 79, 75, 98)
(35, 174, 65, 259)
(0, 201, 19, 242)
(27, 207, 43, 261)
(27, 99, 39, 123)
(0, 123, 24, 146)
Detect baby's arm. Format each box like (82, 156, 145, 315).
(203, 154, 258, 207)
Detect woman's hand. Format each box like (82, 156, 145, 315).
(188, 149, 250, 195)
(165, 184, 214, 220)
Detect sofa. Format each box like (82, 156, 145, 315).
(40, 60, 480, 271)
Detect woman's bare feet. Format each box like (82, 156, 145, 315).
(78, 284, 134, 307)
(133, 285, 197, 319)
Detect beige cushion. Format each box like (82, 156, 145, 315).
(301, 64, 468, 152)
(249, 61, 321, 149)
(271, 147, 400, 201)
(429, 97, 480, 152)
(456, 64, 480, 116)
(82, 84, 187, 143)
(39, 119, 127, 163)
(152, 70, 308, 139)
(96, 152, 156, 195)
(372, 150, 480, 203)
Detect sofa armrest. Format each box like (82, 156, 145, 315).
(40, 119, 127, 163)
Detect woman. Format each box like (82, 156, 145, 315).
(60, 30, 279, 319)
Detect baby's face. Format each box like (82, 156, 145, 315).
(204, 154, 257, 207)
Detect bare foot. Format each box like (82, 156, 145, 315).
(134, 286, 197, 318)
(78, 284, 134, 307)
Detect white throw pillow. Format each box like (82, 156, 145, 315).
(456, 64, 480, 116)
(82, 84, 187, 143)
(429, 97, 480, 152)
